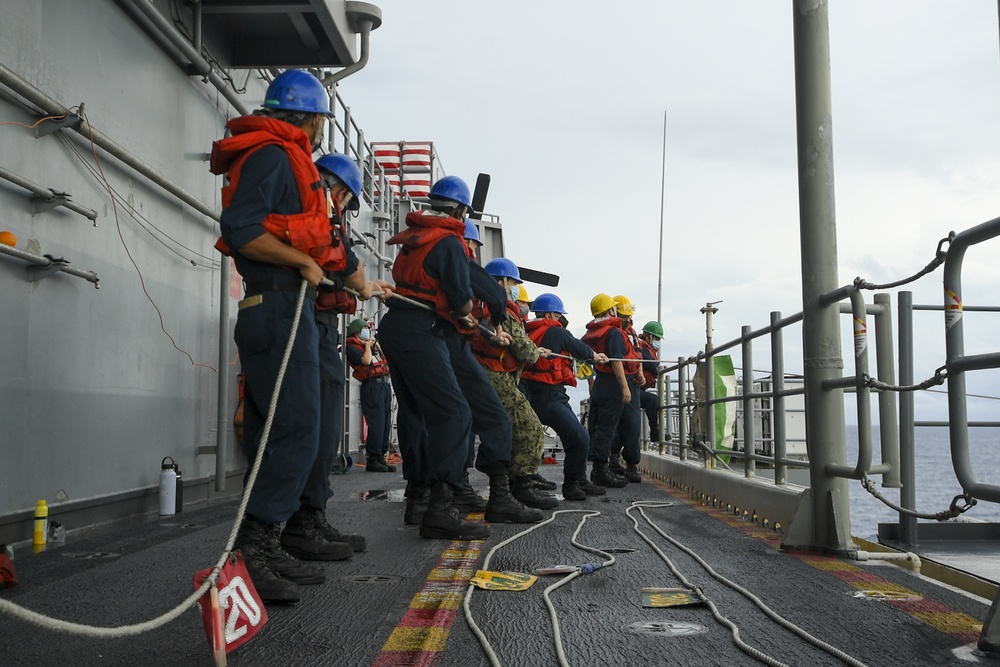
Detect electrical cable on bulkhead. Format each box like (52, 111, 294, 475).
(76, 108, 218, 372)
(56, 133, 221, 268)
(627, 503, 871, 667)
(462, 509, 616, 667)
(0, 280, 311, 636)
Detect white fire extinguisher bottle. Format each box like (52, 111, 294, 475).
(159, 457, 177, 516)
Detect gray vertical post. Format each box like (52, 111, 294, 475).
(678, 358, 688, 461)
(215, 258, 231, 491)
(705, 354, 716, 468)
(874, 293, 900, 487)
(657, 370, 668, 454)
(741, 325, 756, 477)
(770, 312, 787, 485)
(343, 106, 352, 155)
(787, 0, 852, 552)
(897, 291, 917, 546)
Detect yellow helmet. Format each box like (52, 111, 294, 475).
(613, 294, 635, 316)
(514, 284, 530, 303)
(590, 293, 617, 317)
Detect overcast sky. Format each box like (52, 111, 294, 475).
(339, 1, 1000, 421)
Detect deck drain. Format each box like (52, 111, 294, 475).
(346, 574, 401, 584)
(61, 551, 121, 560)
(626, 621, 708, 637)
(852, 590, 922, 602)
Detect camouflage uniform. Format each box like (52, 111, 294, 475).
(483, 314, 544, 479)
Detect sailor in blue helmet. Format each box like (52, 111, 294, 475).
(212, 70, 382, 604)
(520, 294, 610, 500)
(379, 175, 542, 540)
(290, 153, 393, 565)
(463, 217, 482, 255)
(469, 258, 559, 510)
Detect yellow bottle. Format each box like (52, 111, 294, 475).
(33, 500, 48, 547)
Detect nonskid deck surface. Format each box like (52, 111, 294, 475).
(0, 462, 991, 667)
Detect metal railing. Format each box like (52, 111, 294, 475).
(643, 217, 1000, 547)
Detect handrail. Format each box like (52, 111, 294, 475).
(942, 215, 1000, 503)
(0, 243, 100, 287)
(0, 165, 98, 222)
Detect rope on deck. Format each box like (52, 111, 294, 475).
(0, 280, 311, 637)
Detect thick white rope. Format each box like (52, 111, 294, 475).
(628, 502, 870, 667)
(463, 509, 614, 667)
(0, 281, 310, 637)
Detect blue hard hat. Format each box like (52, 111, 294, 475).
(463, 218, 482, 245)
(483, 257, 522, 283)
(316, 153, 363, 211)
(531, 293, 567, 314)
(264, 70, 334, 117)
(429, 175, 474, 211)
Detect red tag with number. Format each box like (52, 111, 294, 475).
(193, 551, 268, 654)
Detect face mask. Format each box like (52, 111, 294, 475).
(509, 287, 519, 301)
(359, 329, 372, 341)
(651, 340, 661, 351)
(518, 303, 530, 318)
(310, 116, 325, 152)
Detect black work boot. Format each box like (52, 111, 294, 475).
(280, 508, 354, 561)
(306, 506, 367, 552)
(262, 523, 326, 585)
(452, 470, 488, 513)
(526, 472, 557, 491)
(578, 478, 607, 496)
(404, 481, 430, 525)
(510, 476, 559, 509)
(624, 465, 643, 483)
(485, 472, 545, 523)
(561, 479, 587, 501)
(591, 461, 628, 488)
(234, 517, 300, 604)
(420, 481, 491, 540)
(366, 454, 397, 473)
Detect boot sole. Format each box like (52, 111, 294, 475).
(513, 494, 559, 510)
(281, 543, 354, 562)
(485, 511, 545, 524)
(452, 504, 488, 513)
(256, 588, 301, 604)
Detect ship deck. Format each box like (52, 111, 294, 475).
(0, 458, 996, 667)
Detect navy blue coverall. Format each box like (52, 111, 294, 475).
(586, 326, 631, 465)
(520, 326, 597, 482)
(378, 234, 510, 488)
(221, 144, 324, 524)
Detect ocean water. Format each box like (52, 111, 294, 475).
(847, 426, 1000, 540)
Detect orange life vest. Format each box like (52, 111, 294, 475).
(639, 338, 659, 387)
(522, 319, 577, 387)
(581, 317, 639, 375)
(386, 210, 472, 332)
(471, 300, 521, 372)
(345, 338, 391, 381)
(211, 115, 347, 273)
(622, 325, 643, 377)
